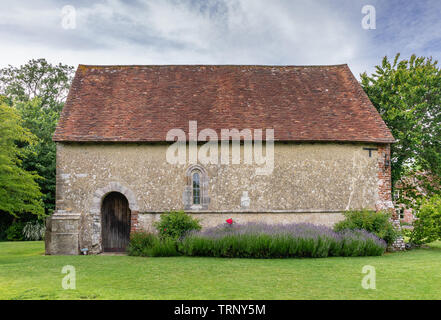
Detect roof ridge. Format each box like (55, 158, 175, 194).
(78, 64, 349, 68)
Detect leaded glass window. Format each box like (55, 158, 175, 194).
(192, 172, 201, 205)
(184, 165, 209, 210)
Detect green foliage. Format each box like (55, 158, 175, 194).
(0, 104, 44, 217)
(410, 196, 441, 244)
(0, 59, 74, 215)
(395, 170, 440, 212)
(361, 54, 441, 186)
(334, 210, 399, 245)
(0, 95, 12, 107)
(127, 232, 179, 257)
(154, 211, 202, 239)
(22, 220, 46, 241)
(15, 98, 60, 214)
(0, 214, 13, 241)
(5, 221, 26, 241)
(0, 58, 74, 105)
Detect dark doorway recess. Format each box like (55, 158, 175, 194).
(101, 192, 131, 252)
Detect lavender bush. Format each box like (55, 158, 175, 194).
(179, 222, 386, 258)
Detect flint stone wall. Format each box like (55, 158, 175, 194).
(49, 142, 392, 254)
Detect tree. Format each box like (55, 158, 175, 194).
(0, 103, 44, 217)
(0, 59, 74, 214)
(395, 169, 440, 211)
(15, 98, 59, 213)
(361, 54, 441, 187)
(409, 195, 441, 245)
(0, 58, 74, 108)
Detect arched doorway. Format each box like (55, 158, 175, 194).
(101, 192, 131, 252)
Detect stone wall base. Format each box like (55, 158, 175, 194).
(45, 211, 81, 255)
(388, 237, 406, 251)
(389, 219, 406, 251)
(137, 212, 346, 233)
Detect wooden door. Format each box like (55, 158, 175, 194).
(101, 192, 131, 252)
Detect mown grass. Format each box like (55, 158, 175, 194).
(0, 241, 440, 300)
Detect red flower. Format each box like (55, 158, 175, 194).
(226, 218, 233, 225)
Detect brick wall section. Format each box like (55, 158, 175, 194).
(377, 144, 394, 215)
(130, 211, 139, 233)
(377, 144, 405, 250)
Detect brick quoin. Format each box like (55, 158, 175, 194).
(377, 144, 405, 250)
(130, 211, 139, 234)
(377, 144, 395, 215)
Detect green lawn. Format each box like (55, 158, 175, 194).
(0, 241, 440, 300)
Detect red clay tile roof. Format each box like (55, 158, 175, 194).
(53, 64, 395, 143)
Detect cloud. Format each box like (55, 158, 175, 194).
(0, 0, 439, 78)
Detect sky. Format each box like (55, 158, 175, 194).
(0, 0, 440, 78)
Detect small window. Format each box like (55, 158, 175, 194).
(184, 165, 209, 210)
(192, 171, 201, 205)
(398, 208, 404, 219)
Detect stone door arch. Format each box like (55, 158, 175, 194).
(90, 182, 139, 253)
(101, 192, 131, 252)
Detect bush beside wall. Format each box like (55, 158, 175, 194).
(154, 211, 202, 240)
(127, 232, 179, 257)
(334, 209, 399, 245)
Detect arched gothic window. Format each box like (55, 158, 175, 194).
(184, 165, 209, 210)
(192, 171, 201, 205)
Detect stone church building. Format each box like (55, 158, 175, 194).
(45, 64, 396, 255)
